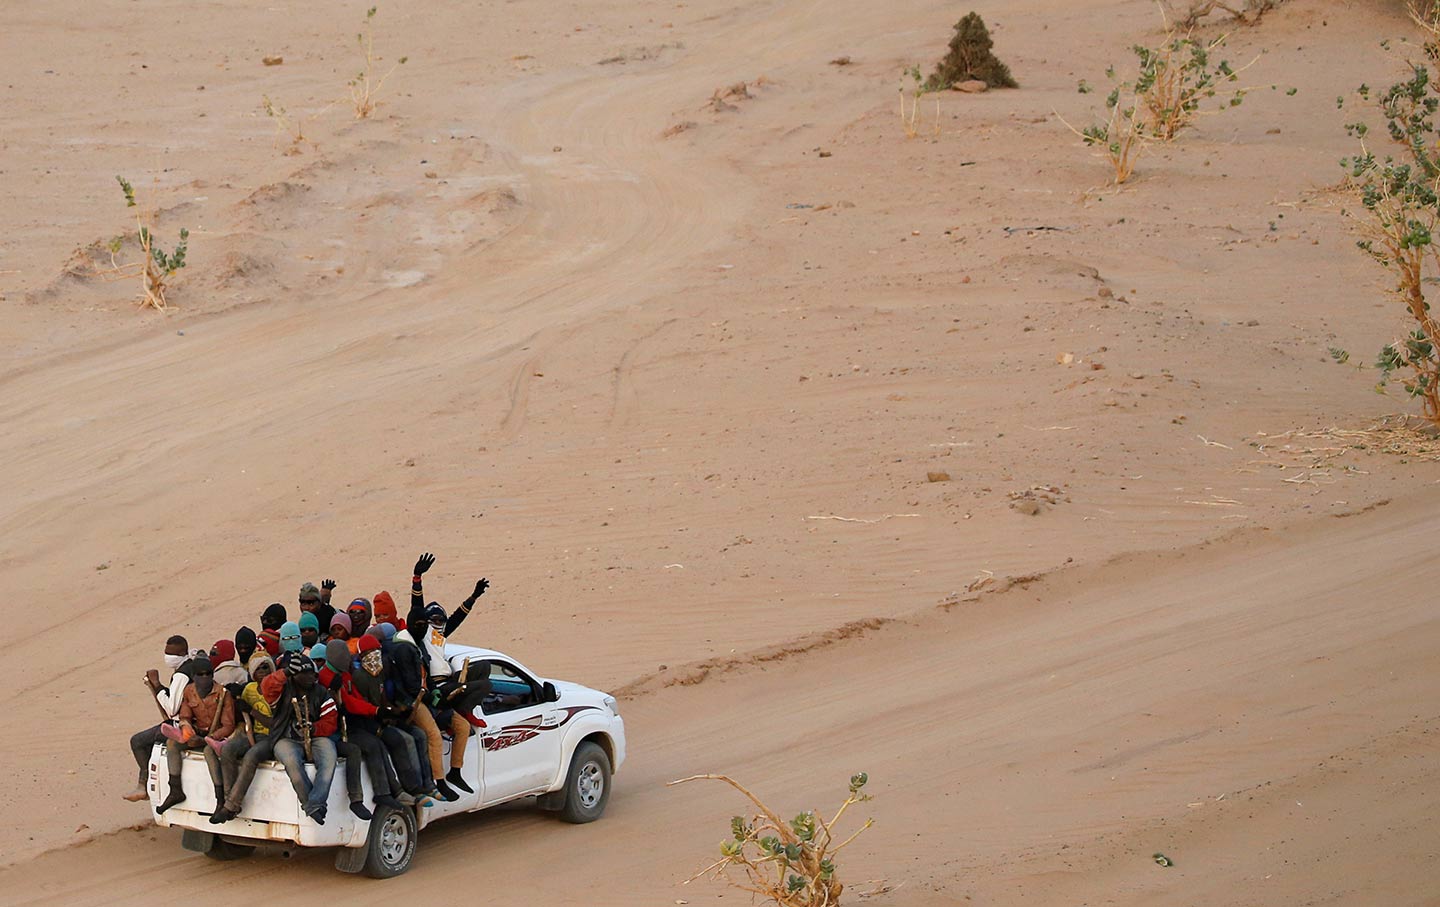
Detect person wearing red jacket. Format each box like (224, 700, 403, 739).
(264, 653, 340, 825)
(318, 639, 407, 818)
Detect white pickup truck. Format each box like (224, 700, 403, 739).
(149, 645, 626, 877)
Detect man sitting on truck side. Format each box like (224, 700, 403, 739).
(403, 552, 488, 798)
(210, 656, 275, 824)
(266, 653, 340, 825)
(317, 639, 405, 818)
(124, 635, 193, 802)
(156, 657, 236, 814)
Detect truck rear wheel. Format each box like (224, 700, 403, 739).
(559, 741, 611, 824)
(363, 803, 418, 878)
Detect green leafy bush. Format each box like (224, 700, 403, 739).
(671, 772, 875, 906)
(925, 12, 1017, 90)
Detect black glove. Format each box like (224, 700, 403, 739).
(414, 553, 435, 576)
(327, 673, 343, 692)
(322, 578, 336, 591)
(233, 697, 252, 715)
(225, 682, 247, 699)
(471, 578, 489, 598)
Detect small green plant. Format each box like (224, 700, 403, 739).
(1062, 82, 1148, 184)
(1340, 63, 1440, 424)
(262, 95, 308, 153)
(349, 6, 407, 119)
(670, 772, 875, 906)
(898, 65, 939, 138)
(925, 12, 1017, 90)
(1131, 29, 1251, 140)
(107, 175, 189, 311)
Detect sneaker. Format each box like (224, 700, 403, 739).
(122, 785, 148, 802)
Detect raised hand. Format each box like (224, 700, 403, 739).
(414, 552, 435, 576)
(321, 579, 336, 592)
(472, 578, 489, 599)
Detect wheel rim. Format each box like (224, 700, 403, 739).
(380, 813, 409, 865)
(577, 761, 604, 808)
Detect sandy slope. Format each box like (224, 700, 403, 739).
(2, 0, 1438, 901)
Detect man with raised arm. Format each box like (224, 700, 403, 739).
(400, 552, 487, 798)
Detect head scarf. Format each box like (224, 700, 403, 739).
(234, 626, 258, 661)
(298, 582, 321, 605)
(310, 643, 328, 661)
(210, 639, 237, 668)
(298, 612, 320, 633)
(374, 622, 397, 641)
(347, 597, 371, 617)
(328, 612, 352, 636)
(246, 652, 275, 677)
(278, 620, 303, 653)
(372, 591, 399, 625)
(325, 639, 353, 676)
(261, 603, 287, 630)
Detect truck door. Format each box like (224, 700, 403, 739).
(478, 660, 564, 804)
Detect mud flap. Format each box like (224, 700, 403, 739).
(536, 790, 565, 811)
(180, 829, 217, 854)
(335, 842, 368, 873)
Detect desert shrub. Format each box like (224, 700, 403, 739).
(262, 95, 308, 153)
(108, 176, 189, 311)
(898, 65, 940, 139)
(349, 6, 407, 118)
(925, 12, 1017, 90)
(1340, 68, 1440, 423)
(1133, 31, 1250, 140)
(1167, 0, 1284, 28)
(670, 772, 875, 906)
(1067, 83, 1148, 184)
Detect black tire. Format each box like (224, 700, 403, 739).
(558, 741, 611, 824)
(204, 838, 256, 861)
(363, 803, 418, 878)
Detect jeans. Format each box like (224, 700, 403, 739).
(272, 736, 338, 809)
(165, 738, 222, 789)
(340, 731, 399, 800)
(221, 736, 274, 813)
(129, 725, 164, 786)
(380, 724, 430, 793)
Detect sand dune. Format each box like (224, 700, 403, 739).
(2, 0, 1437, 902)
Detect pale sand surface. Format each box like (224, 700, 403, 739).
(2, 0, 1437, 902)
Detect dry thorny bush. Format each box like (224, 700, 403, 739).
(349, 6, 407, 118)
(669, 772, 875, 906)
(1166, 0, 1285, 29)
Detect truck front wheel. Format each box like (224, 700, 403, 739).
(559, 741, 612, 824)
(363, 804, 418, 878)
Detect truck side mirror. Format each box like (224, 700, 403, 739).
(542, 681, 559, 702)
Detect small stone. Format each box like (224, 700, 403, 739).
(404, 458, 416, 467)
(1011, 497, 1041, 515)
(818, 150, 832, 157)
(1090, 362, 1105, 370)
(1103, 398, 1119, 407)
(927, 471, 951, 483)
(553, 145, 563, 152)
(837, 200, 856, 208)
(1245, 319, 1260, 327)
(262, 56, 283, 66)
(424, 171, 438, 179)
(954, 79, 988, 93)
(1097, 286, 1113, 298)
(1129, 372, 1145, 379)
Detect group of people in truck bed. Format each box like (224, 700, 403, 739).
(124, 553, 499, 826)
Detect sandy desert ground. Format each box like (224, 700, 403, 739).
(1, 0, 1438, 903)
